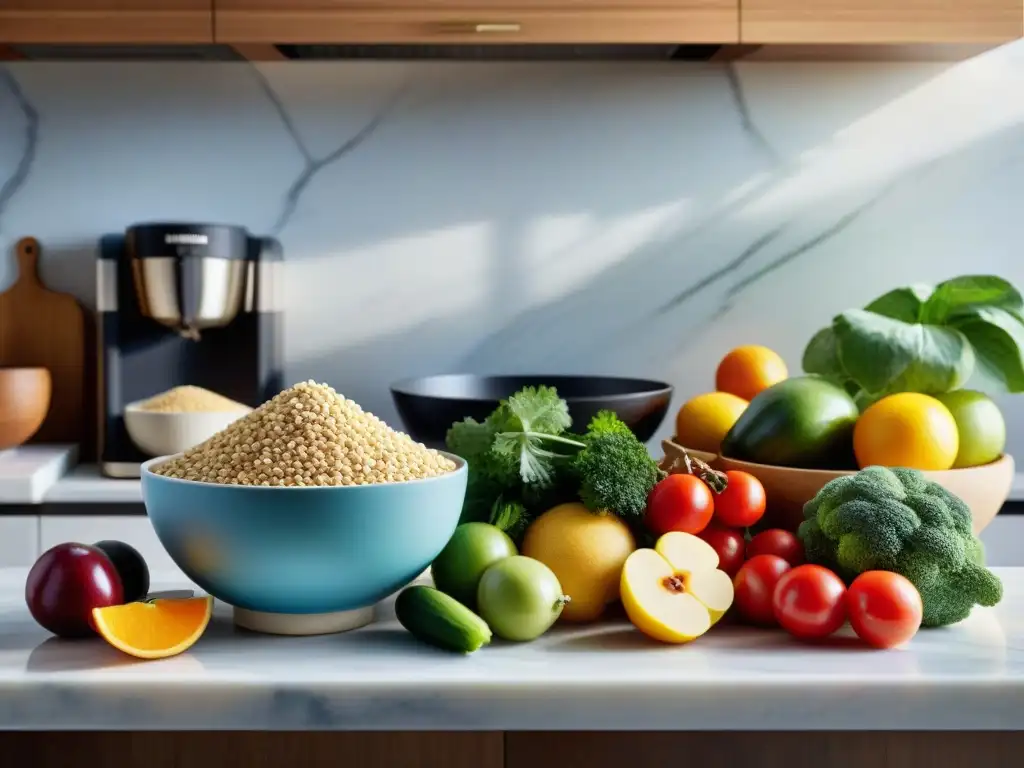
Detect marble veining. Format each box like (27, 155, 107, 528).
(248, 65, 408, 236)
(0, 69, 38, 238)
(0, 568, 1021, 731)
(0, 51, 1022, 455)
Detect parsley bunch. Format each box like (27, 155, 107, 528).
(445, 386, 663, 540)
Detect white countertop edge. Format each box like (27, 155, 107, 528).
(0, 683, 1017, 731)
(0, 567, 1020, 732)
(42, 464, 141, 504)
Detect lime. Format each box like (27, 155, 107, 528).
(934, 390, 1006, 468)
(476, 556, 567, 642)
(430, 523, 517, 608)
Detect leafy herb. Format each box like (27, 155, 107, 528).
(445, 392, 663, 526)
(803, 275, 1024, 405)
(489, 498, 532, 541)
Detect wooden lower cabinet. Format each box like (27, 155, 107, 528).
(1, 732, 1021, 768)
(507, 732, 1024, 768)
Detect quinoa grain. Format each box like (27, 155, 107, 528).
(153, 381, 456, 486)
(136, 385, 250, 414)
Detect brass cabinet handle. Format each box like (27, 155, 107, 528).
(473, 23, 522, 33)
(434, 22, 523, 34)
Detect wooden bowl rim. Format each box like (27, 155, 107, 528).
(717, 453, 1014, 476)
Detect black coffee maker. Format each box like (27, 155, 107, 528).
(98, 222, 284, 478)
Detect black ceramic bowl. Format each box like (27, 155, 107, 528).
(391, 374, 673, 447)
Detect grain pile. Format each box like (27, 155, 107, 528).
(153, 381, 456, 487)
(137, 386, 250, 414)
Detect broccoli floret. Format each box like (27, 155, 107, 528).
(586, 410, 635, 438)
(799, 465, 1003, 627)
(574, 431, 662, 520)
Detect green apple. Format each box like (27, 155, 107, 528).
(430, 523, 517, 608)
(934, 390, 1006, 469)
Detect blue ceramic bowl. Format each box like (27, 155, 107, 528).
(141, 453, 467, 614)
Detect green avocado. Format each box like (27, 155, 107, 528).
(720, 376, 859, 469)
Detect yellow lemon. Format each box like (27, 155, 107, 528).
(522, 502, 636, 623)
(854, 393, 959, 471)
(675, 392, 748, 454)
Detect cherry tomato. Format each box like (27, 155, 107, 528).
(698, 525, 746, 577)
(645, 474, 714, 536)
(733, 554, 791, 626)
(773, 564, 847, 640)
(713, 471, 766, 529)
(746, 529, 805, 566)
(846, 571, 923, 649)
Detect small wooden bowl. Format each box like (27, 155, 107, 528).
(717, 453, 1014, 536)
(0, 367, 52, 451)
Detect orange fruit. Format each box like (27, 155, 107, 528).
(92, 596, 213, 660)
(853, 393, 959, 471)
(675, 392, 748, 454)
(715, 346, 789, 402)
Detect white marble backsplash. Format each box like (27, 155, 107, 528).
(1, 45, 1023, 451)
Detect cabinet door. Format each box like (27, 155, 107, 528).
(0, 1, 213, 43)
(216, 0, 738, 44)
(743, 0, 1023, 43)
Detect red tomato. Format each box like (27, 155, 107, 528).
(746, 529, 805, 566)
(698, 525, 746, 577)
(773, 565, 847, 640)
(713, 471, 766, 529)
(645, 474, 714, 536)
(733, 554, 791, 626)
(846, 571, 923, 649)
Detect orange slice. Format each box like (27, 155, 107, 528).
(92, 597, 213, 660)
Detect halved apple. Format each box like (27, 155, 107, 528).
(621, 532, 735, 644)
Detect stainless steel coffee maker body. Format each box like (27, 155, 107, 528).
(98, 223, 284, 478)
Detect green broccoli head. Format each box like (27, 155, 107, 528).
(799, 465, 1003, 627)
(574, 431, 661, 520)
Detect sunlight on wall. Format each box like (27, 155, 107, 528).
(285, 221, 493, 358)
(522, 200, 693, 305)
(741, 45, 1024, 220)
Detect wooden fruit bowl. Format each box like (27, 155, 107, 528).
(661, 438, 1012, 536)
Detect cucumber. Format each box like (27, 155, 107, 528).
(395, 585, 492, 653)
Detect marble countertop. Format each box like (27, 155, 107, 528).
(0, 568, 1021, 731)
(41, 465, 141, 504)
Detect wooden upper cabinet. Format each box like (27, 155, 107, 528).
(0, 0, 213, 43)
(214, 0, 739, 44)
(742, 0, 1024, 43)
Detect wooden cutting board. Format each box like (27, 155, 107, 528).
(0, 237, 86, 446)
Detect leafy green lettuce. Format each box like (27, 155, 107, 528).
(803, 276, 1024, 405)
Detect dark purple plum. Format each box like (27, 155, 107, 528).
(93, 540, 150, 603)
(26, 543, 124, 638)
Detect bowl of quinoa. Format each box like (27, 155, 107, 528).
(124, 385, 252, 457)
(142, 381, 466, 631)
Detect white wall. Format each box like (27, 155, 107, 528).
(1, 48, 1023, 454)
